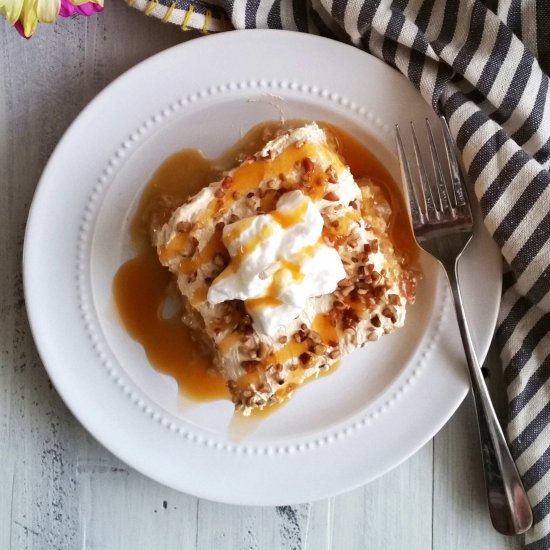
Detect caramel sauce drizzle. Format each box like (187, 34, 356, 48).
(113, 251, 228, 400)
(112, 120, 418, 409)
(312, 314, 341, 347)
(278, 258, 304, 282)
(160, 141, 343, 281)
(269, 199, 309, 228)
(216, 222, 277, 282)
(246, 296, 284, 310)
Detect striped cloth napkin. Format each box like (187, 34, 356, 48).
(127, 0, 550, 546)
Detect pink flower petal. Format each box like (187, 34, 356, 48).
(59, 0, 104, 17)
(14, 20, 30, 39)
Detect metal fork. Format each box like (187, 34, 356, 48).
(395, 117, 533, 535)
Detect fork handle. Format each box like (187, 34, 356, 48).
(446, 264, 533, 535)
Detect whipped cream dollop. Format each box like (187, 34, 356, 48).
(207, 190, 346, 336)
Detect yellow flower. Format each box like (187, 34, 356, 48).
(0, 0, 102, 37)
(1, 0, 57, 35)
(0, 0, 24, 25)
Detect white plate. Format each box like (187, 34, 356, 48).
(24, 30, 501, 505)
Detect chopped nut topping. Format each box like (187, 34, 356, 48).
(334, 300, 346, 310)
(333, 290, 344, 302)
(221, 176, 233, 189)
(242, 360, 261, 372)
(340, 285, 354, 297)
(323, 191, 339, 201)
(323, 235, 335, 246)
(309, 331, 322, 344)
(388, 294, 401, 305)
(176, 221, 193, 233)
(213, 253, 226, 268)
(299, 352, 312, 365)
(325, 165, 337, 183)
(371, 315, 381, 328)
(382, 306, 395, 318)
(278, 335, 288, 344)
(343, 308, 359, 329)
(181, 237, 199, 258)
(302, 157, 314, 174)
(313, 344, 327, 355)
(293, 329, 309, 343)
(258, 341, 270, 359)
(366, 297, 376, 308)
(237, 344, 251, 354)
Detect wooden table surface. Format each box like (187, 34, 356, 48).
(0, 3, 523, 548)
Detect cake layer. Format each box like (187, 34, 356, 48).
(153, 123, 416, 414)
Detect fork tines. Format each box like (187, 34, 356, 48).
(395, 116, 472, 235)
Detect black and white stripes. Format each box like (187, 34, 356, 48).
(129, 0, 550, 545)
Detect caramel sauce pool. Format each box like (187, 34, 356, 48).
(113, 120, 418, 407)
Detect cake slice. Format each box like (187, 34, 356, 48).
(153, 123, 416, 415)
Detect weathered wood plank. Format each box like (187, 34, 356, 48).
(433, 342, 522, 550)
(330, 442, 433, 550)
(76, 444, 198, 549)
(196, 502, 313, 550)
(1, 17, 87, 550)
(0, 5, 191, 549)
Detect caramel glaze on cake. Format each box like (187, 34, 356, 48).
(113, 121, 419, 416)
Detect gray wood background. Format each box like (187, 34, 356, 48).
(0, 2, 523, 548)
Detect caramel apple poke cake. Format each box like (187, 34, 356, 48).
(147, 122, 418, 415)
